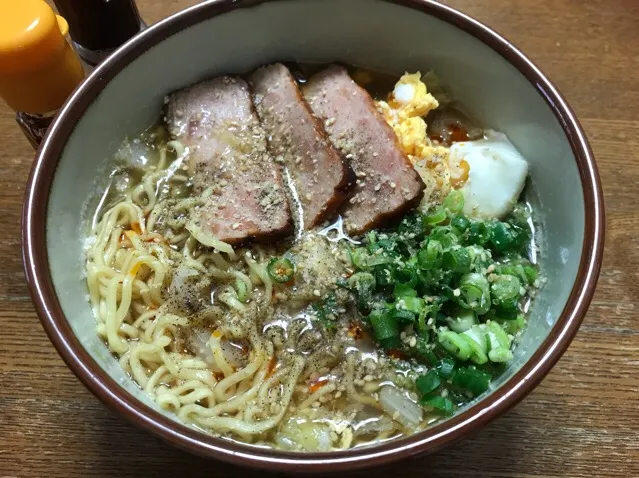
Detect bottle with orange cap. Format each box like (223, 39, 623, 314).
(0, 0, 85, 148)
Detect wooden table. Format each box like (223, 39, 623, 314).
(2, 1, 638, 476)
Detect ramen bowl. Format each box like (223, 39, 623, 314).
(22, 0, 604, 472)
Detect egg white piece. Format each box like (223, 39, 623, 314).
(450, 131, 529, 219)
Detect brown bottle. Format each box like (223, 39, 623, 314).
(53, 0, 146, 69)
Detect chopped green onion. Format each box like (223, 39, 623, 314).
(398, 213, 425, 237)
(451, 215, 470, 233)
(346, 187, 536, 376)
(452, 366, 491, 397)
(393, 265, 416, 286)
(373, 264, 394, 287)
(267, 257, 295, 283)
(486, 321, 513, 363)
(443, 190, 464, 215)
(415, 339, 437, 365)
(366, 231, 377, 248)
(349, 247, 370, 269)
(523, 265, 537, 283)
(438, 330, 471, 361)
(417, 314, 428, 335)
(461, 325, 489, 365)
(381, 337, 402, 350)
(375, 238, 397, 253)
(418, 240, 443, 270)
(498, 314, 526, 335)
(234, 278, 248, 302)
(416, 370, 441, 396)
(446, 309, 477, 333)
(495, 264, 528, 285)
(443, 247, 472, 273)
(369, 310, 400, 348)
(392, 309, 416, 324)
(489, 222, 516, 252)
(467, 245, 491, 270)
(349, 272, 376, 307)
(491, 274, 521, 308)
(425, 206, 447, 225)
(417, 304, 439, 335)
(430, 227, 459, 249)
(458, 273, 491, 314)
(311, 294, 339, 332)
(349, 271, 376, 289)
(394, 279, 418, 297)
(366, 254, 395, 267)
(488, 348, 513, 362)
(421, 395, 456, 415)
(401, 296, 424, 314)
(468, 222, 490, 246)
(436, 358, 456, 379)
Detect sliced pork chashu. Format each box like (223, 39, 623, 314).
(249, 63, 352, 230)
(303, 65, 425, 235)
(166, 76, 292, 244)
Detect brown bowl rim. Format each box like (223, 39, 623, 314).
(22, 0, 605, 472)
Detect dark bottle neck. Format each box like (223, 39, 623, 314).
(53, 0, 144, 52)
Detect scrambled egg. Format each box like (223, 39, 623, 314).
(372, 72, 530, 220)
(375, 72, 452, 207)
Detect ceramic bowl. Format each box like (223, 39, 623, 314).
(22, 0, 604, 472)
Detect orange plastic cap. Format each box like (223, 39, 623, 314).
(0, 0, 69, 73)
(0, 0, 84, 113)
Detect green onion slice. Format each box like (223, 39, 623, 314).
(489, 221, 515, 251)
(468, 221, 491, 246)
(461, 326, 489, 365)
(443, 247, 472, 273)
(436, 358, 456, 379)
(418, 240, 443, 270)
(446, 309, 478, 333)
(392, 309, 416, 324)
(452, 366, 491, 397)
(401, 296, 424, 314)
(416, 370, 441, 397)
(451, 214, 471, 233)
(267, 257, 295, 283)
(486, 321, 513, 363)
(458, 273, 491, 315)
(370, 310, 400, 347)
(491, 274, 521, 308)
(425, 206, 447, 225)
(443, 190, 465, 215)
(421, 396, 456, 415)
(438, 330, 471, 361)
(234, 278, 248, 302)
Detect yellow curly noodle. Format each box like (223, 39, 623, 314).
(86, 136, 403, 450)
(86, 139, 291, 434)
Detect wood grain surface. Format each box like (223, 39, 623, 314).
(1, 0, 638, 476)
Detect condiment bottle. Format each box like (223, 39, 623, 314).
(53, 0, 146, 70)
(0, 0, 85, 148)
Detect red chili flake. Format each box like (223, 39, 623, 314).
(387, 349, 407, 360)
(266, 356, 277, 377)
(308, 378, 329, 393)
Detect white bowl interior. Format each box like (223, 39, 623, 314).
(46, 0, 584, 433)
